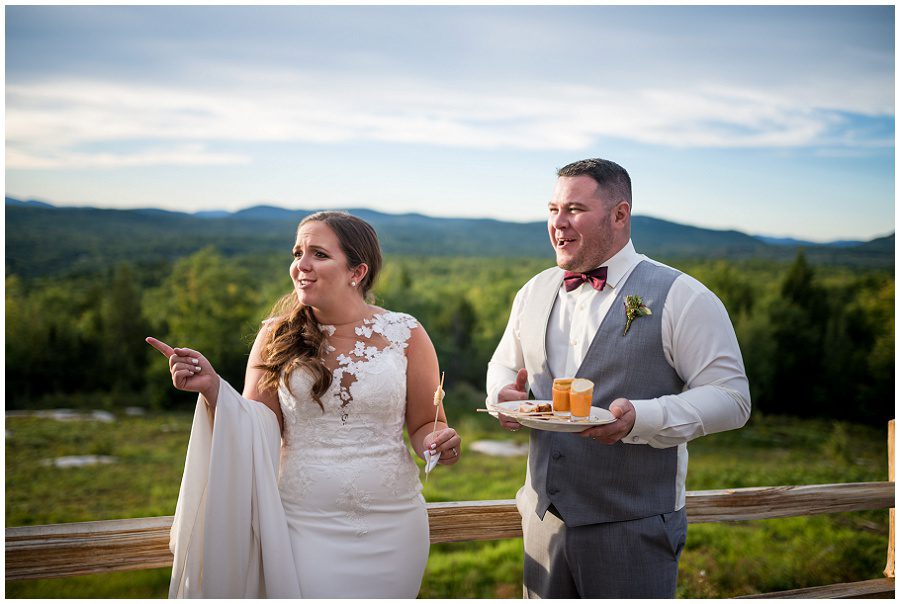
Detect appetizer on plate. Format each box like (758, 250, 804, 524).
(519, 402, 552, 414)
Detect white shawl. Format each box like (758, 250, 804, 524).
(168, 378, 302, 598)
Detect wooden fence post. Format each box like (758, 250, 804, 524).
(885, 419, 894, 579)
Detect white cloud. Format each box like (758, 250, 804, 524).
(7, 143, 250, 170)
(5, 67, 893, 170)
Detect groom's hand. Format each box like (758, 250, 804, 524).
(497, 368, 528, 431)
(578, 398, 635, 444)
(498, 368, 529, 402)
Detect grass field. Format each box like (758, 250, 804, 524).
(5, 389, 891, 598)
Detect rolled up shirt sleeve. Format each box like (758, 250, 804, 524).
(626, 274, 752, 448)
(486, 287, 527, 405)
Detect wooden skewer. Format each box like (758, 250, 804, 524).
(426, 372, 446, 481)
(431, 372, 445, 434)
(476, 409, 554, 417)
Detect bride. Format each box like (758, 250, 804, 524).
(148, 211, 461, 598)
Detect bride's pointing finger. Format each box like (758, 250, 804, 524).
(146, 337, 175, 358)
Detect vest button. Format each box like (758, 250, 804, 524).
(548, 487, 559, 495)
(552, 451, 562, 460)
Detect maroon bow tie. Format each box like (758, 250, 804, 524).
(563, 267, 608, 292)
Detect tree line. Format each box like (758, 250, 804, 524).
(5, 249, 893, 424)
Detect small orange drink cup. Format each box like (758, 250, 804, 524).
(551, 378, 573, 417)
(569, 378, 594, 421)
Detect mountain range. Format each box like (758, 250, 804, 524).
(5, 197, 894, 279)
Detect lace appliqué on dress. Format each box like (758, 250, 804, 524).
(335, 468, 373, 537)
(354, 313, 418, 348)
(327, 313, 418, 425)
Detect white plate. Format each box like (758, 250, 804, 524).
(490, 400, 616, 433)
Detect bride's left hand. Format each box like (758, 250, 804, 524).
(424, 428, 461, 465)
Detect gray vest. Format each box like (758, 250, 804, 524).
(520, 260, 683, 526)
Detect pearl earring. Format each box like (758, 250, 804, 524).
(351, 281, 357, 287)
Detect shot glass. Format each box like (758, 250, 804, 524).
(569, 378, 594, 422)
(551, 378, 573, 418)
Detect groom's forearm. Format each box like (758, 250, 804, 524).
(628, 383, 751, 447)
(486, 360, 519, 404)
(486, 286, 527, 404)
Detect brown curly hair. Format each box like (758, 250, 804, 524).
(256, 211, 383, 410)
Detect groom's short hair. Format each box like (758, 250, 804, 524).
(557, 158, 632, 207)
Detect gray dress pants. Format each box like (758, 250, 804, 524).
(518, 488, 687, 598)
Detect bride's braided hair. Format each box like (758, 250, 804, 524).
(256, 211, 382, 410)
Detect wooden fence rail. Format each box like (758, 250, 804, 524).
(6, 481, 894, 581)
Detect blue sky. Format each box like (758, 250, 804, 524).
(5, 5, 895, 241)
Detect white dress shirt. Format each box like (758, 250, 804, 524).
(486, 240, 751, 510)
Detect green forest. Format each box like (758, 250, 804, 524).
(5, 246, 894, 424)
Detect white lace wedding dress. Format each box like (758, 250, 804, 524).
(168, 311, 429, 598)
(277, 310, 429, 598)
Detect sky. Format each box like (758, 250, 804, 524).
(4, 5, 895, 242)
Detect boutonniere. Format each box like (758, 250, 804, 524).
(623, 295, 652, 336)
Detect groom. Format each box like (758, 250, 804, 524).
(487, 158, 751, 598)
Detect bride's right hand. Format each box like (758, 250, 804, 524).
(146, 337, 219, 403)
